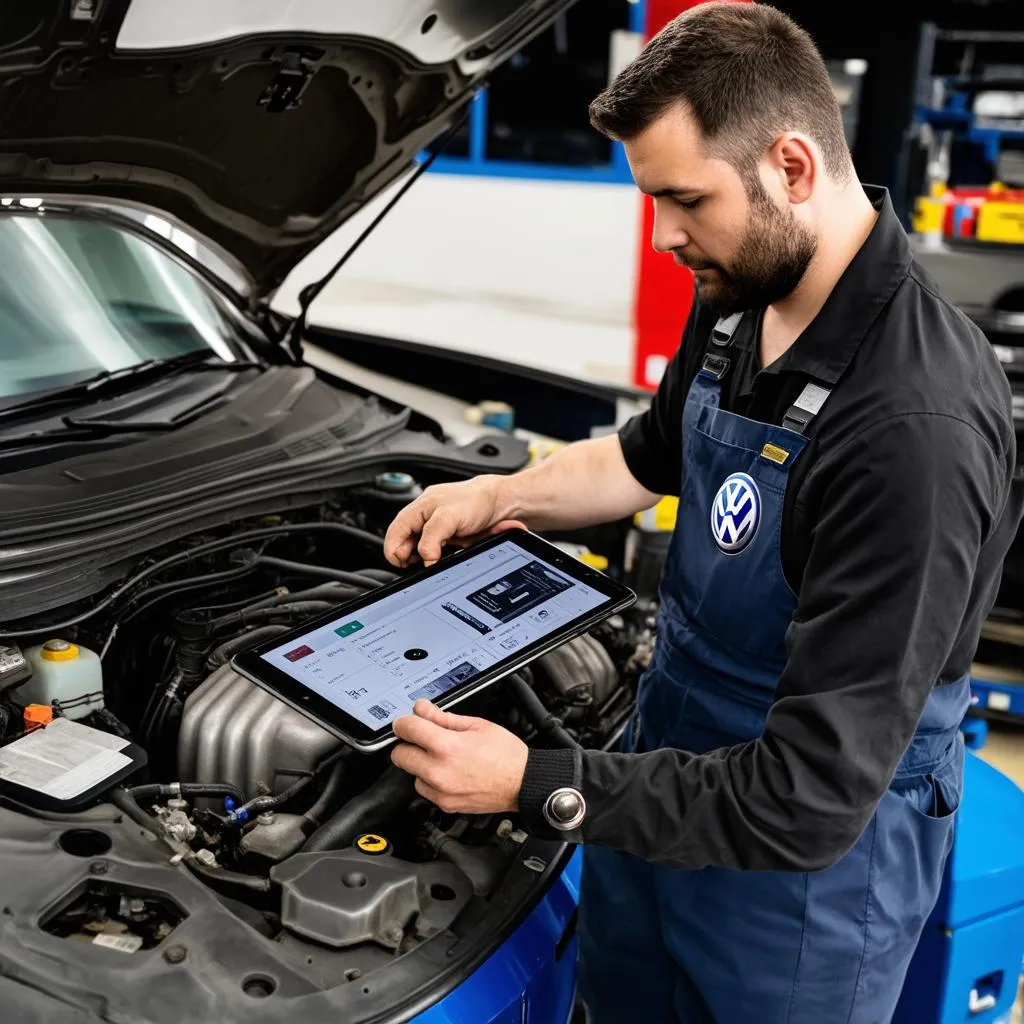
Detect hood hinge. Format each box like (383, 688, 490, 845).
(260, 52, 316, 114)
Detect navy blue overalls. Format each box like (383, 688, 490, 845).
(578, 314, 969, 1024)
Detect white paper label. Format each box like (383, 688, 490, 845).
(0, 719, 131, 800)
(793, 383, 831, 416)
(987, 691, 1012, 712)
(92, 933, 144, 954)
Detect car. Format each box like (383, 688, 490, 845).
(0, 4, 656, 1022)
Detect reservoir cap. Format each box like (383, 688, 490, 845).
(23, 704, 54, 730)
(41, 640, 79, 662)
(355, 833, 392, 856)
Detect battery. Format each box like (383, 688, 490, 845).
(0, 717, 147, 812)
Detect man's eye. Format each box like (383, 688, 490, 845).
(675, 197, 703, 211)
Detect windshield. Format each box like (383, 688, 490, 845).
(0, 214, 241, 401)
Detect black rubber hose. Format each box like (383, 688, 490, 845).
(234, 772, 313, 818)
(207, 600, 336, 634)
(255, 556, 384, 590)
(185, 858, 272, 894)
(128, 782, 246, 806)
(506, 672, 581, 750)
(246, 583, 364, 611)
(302, 759, 349, 831)
(234, 748, 349, 819)
(422, 822, 505, 896)
(206, 624, 292, 670)
(354, 569, 399, 584)
(0, 521, 383, 640)
(180, 782, 247, 803)
(115, 561, 260, 630)
(190, 588, 282, 614)
(302, 765, 415, 853)
(90, 708, 133, 738)
(141, 686, 180, 750)
(111, 786, 163, 833)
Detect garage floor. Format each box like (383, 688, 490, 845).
(971, 723, 1024, 1024)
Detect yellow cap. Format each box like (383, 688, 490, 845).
(41, 640, 79, 662)
(355, 833, 391, 855)
(578, 552, 609, 571)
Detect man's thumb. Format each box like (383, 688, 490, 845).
(413, 699, 478, 732)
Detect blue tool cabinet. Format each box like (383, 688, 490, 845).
(894, 753, 1024, 1024)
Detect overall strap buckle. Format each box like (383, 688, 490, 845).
(710, 312, 743, 349)
(700, 313, 744, 382)
(783, 382, 832, 434)
(701, 352, 730, 380)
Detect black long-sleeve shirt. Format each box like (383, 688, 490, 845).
(518, 187, 1021, 871)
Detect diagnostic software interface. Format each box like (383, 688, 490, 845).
(260, 541, 606, 729)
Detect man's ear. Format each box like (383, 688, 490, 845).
(766, 132, 816, 204)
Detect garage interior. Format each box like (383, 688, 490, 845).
(306, 2, 1024, 1019)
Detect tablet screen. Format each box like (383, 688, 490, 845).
(258, 539, 609, 731)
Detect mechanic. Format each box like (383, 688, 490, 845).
(384, 5, 1021, 1022)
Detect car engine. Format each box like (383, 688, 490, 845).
(0, 473, 653, 1003)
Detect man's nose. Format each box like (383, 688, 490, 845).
(651, 201, 689, 254)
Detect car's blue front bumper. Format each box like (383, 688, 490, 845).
(411, 849, 583, 1024)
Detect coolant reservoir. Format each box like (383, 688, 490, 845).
(21, 640, 104, 720)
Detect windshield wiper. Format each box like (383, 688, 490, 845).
(0, 422, 176, 453)
(0, 362, 255, 452)
(0, 351, 262, 425)
(0, 404, 213, 453)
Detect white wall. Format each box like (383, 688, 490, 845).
(280, 172, 641, 385)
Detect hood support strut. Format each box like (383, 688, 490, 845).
(278, 108, 472, 364)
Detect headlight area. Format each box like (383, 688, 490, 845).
(0, 485, 651, 1023)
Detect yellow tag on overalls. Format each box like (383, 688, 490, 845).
(760, 443, 790, 465)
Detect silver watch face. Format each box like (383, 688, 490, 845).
(543, 787, 586, 831)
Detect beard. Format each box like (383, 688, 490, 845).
(681, 193, 817, 317)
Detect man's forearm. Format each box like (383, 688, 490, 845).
(498, 435, 661, 532)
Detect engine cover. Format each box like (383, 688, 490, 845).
(271, 850, 473, 951)
(178, 663, 342, 798)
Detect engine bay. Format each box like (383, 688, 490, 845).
(0, 472, 654, 1020)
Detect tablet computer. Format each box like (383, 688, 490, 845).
(231, 529, 635, 752)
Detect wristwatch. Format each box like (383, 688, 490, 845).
(542, 787, 586, 831)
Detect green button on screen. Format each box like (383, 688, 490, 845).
(335, 621, 364, 638)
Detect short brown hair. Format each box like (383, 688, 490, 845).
(589, 2, 851, 184)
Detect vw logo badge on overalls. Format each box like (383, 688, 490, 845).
(711, 472, 761, 554)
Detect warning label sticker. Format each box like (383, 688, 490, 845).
(92, 933, 144, 955)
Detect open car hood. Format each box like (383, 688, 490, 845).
(0, 0, 574, 299)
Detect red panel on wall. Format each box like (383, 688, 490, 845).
(630, 0, 750, 391)
(633, 193, 694, 390)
